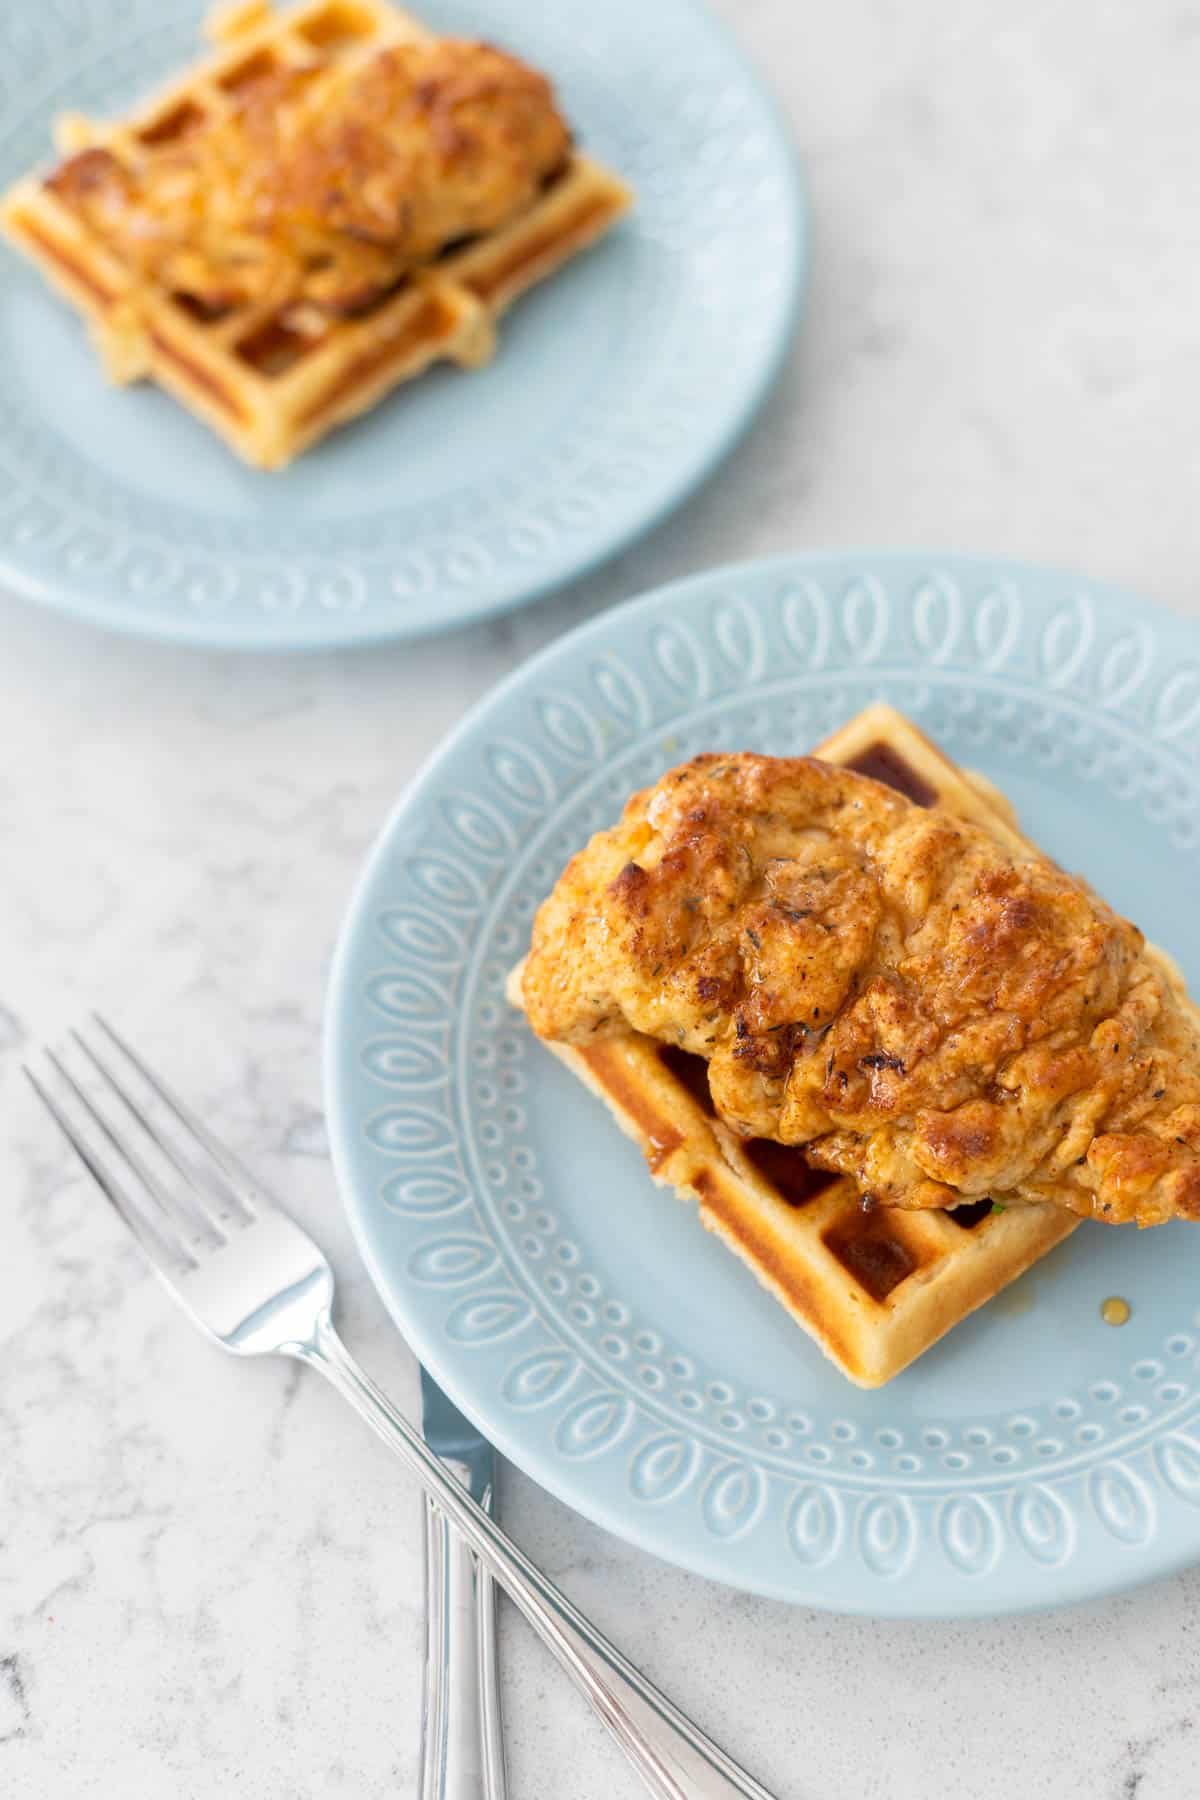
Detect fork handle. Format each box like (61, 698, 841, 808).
(421, 1477, 507, 1800)
(296, 1316, 779, 1800)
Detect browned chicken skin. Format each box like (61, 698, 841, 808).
(523, 753, 1200, 1228)
(48, 39, 571, 316)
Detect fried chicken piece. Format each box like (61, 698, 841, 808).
(47, 38, 571, 316)
(522, 753, 1200, 1228)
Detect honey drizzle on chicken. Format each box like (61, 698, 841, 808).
(522, 754, 1200, 1228)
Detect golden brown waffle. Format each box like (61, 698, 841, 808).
(0, 0, 631, 468)
(507, 704, 1083, 1387)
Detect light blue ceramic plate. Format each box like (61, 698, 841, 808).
(0, 0, 803, 649)
(327, 552, 1200, 1616)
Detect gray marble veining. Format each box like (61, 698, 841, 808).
(4, 1, 1200, 1794)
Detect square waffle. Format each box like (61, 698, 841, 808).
(506, 705, 1084, 1387)
(0, 0, 632, 468)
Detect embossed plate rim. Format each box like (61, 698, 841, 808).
(326, 549, 1200, 1615)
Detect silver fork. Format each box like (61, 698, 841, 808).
(26, 1020, 781, 1800)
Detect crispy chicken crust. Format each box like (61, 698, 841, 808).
(48, 39, 571, 316)
(522, 753, 1200, 1228)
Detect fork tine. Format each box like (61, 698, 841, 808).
(24, 1063, 195, 1271)
(41, 1048, 210, 1260)
(70, 1028, 232, 1238)
(92, 1014, 260, 1218)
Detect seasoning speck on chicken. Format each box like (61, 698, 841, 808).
(522, 753, 1200, 1229)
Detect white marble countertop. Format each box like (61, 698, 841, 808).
(4, 1, 1200, 1795)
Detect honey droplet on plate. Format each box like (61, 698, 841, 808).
(1101, 1295, 1131, 1327)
